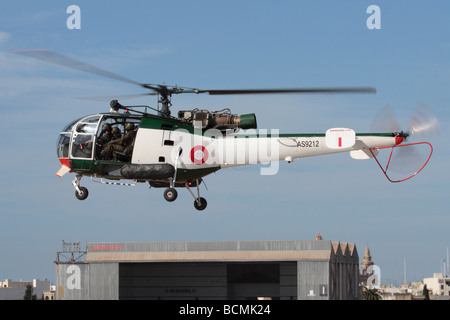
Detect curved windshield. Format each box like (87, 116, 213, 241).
(56, 113, 142, 161)
(61, 117, 83, 133)
(57, 115, 101, 160)
(70, 116, 101, 159)
(57, 133, 71, 158)
(75, 116, 100, 134)
(57, 118, 81, 158)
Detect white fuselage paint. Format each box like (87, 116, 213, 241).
(131, 128, 397, 170)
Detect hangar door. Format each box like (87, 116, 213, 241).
(227, 263, 280, 299)
(119, 262, 295, 300)
(119, 262, 227, 300)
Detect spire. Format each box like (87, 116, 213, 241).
(364, 244, 371, 260)
(315, 232, 323, 240)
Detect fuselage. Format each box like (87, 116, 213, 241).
(57, 111, 402, 182)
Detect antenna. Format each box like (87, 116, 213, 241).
(403, 257, 407, 284)
(443, 259, 446, 277)
(55, 240, 86, 263)
(446, 246, 450, 277)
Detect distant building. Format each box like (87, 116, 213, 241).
(381, 292, 413, 300)
(379, 282, 424, 300)
(378, 276, 450, 300)
(0, 279, 54, 300)
(360, 244, 375, 286)
(1, 279, 32, 288)
(423, 273, 450, 296)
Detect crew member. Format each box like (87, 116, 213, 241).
(86, 123, 113, 159)
(101, 123, 137, 160)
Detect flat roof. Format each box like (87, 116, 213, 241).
(84, 240, 358, 263)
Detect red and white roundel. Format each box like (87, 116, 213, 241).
(190, 145, 209, 165)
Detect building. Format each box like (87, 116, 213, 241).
(360, 244, 375, 286)
(379, 282, 425, 300)
(0, 279, 54, 300)
(55, 239, 360, 300)
(423, 273, 450, 297)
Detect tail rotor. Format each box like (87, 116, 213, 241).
(370, 105, 439, 181)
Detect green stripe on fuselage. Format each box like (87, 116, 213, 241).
(139, 116, 195, 133)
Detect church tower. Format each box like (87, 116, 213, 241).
(360, 244, 374, 284)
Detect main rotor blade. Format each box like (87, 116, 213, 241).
(197, 87, 376, 95)
(12, 50, 377, 99)
(77, 92, 158, 102)
(11, 49, 156, 90)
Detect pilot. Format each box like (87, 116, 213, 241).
(86, 123, 113, 158)
(97, 123, 113, 147)
(101, 122, 137, 160)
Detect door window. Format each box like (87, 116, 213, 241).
(70, 116, 100, 159)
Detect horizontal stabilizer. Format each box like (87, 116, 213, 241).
(350, 149, 379, 160)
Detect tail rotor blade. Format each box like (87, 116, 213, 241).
(370, 105, 402, 133)
(371, 104, 440, 138)
(370, 105, 437, 182)
(389, 144, 425, 174)
(409, 104, 440, 137)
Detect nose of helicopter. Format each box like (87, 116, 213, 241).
(58, 158, 71, 167)
(56, 131, 72, 177)
(56, 158, 72, 177)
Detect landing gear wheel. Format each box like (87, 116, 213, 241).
(75, 187, 89, 200)
(194, 197, 207, 211)
(164, 188, 178, 202)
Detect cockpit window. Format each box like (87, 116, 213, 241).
(75, 116, 100, 133)
(71, 133, 95, 159)
(57, 113, 142, 161)
(57, 133, 71, 158)
(94, 116, 141, 161)
(57, 117, 83, 158)
(69, 116, 101, 159)
(60, 117, 82, 134)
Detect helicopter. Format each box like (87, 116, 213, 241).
(14, 50, 438, 210)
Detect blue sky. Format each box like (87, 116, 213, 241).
(0, 1, 449, 286)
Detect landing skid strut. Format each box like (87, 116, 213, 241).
(162, 148, 207, 210)
(185, 180, 207, 211)
(72, 172, 207, 210)
(162, 179, 207, 211)
(72, 174, 88, 200)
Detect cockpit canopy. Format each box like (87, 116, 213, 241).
(57, 113, 141, 161)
